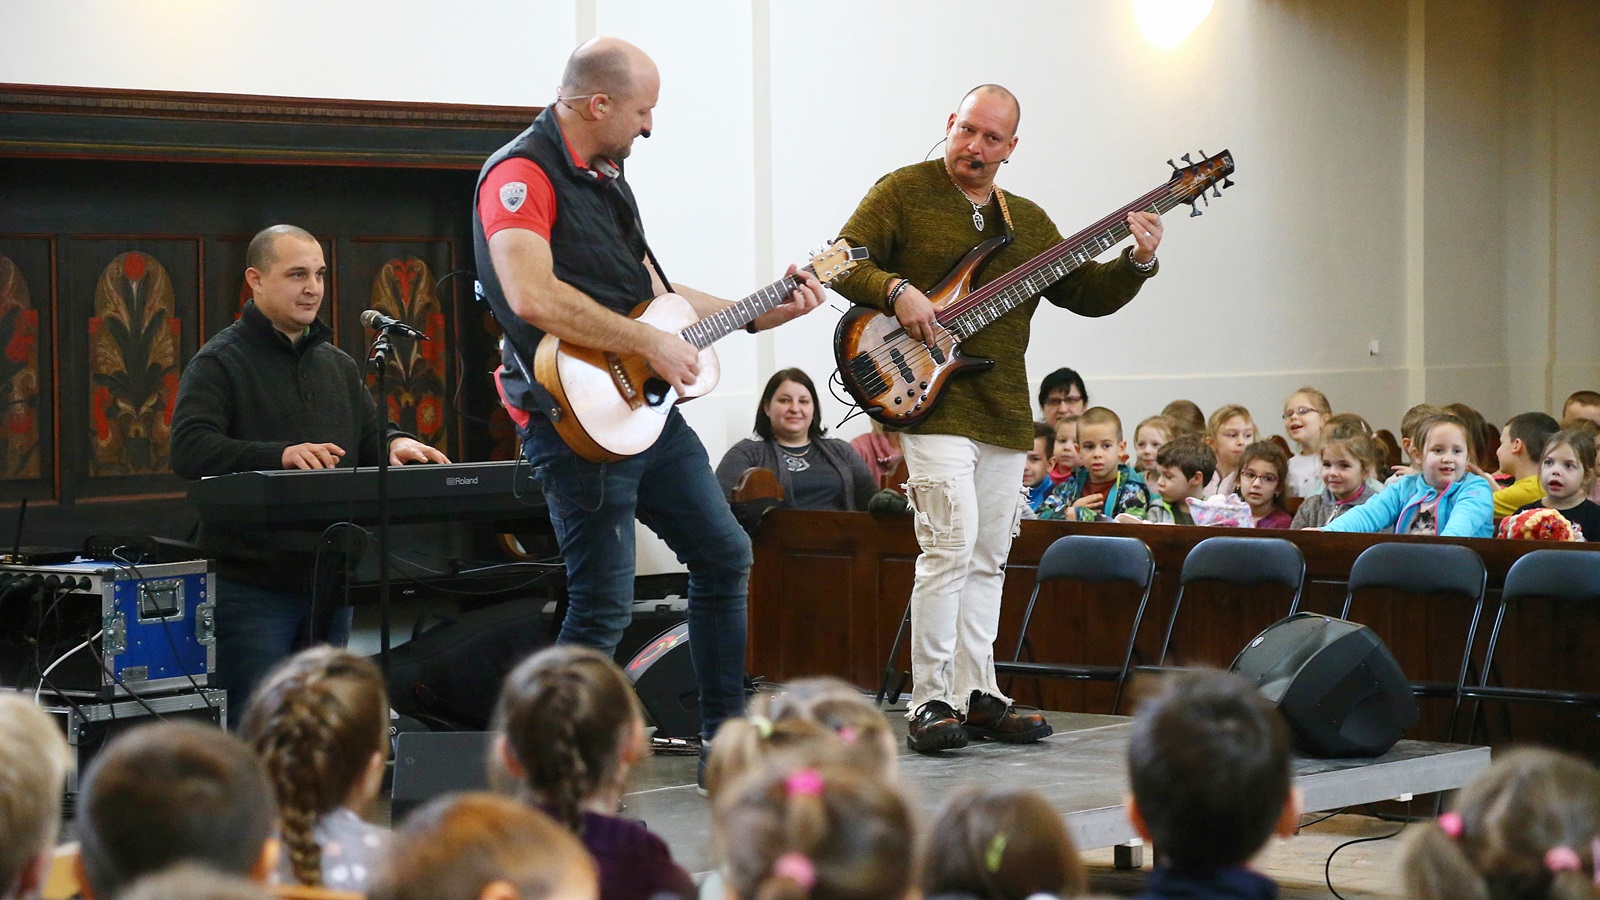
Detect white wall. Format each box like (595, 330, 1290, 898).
(3, 0, 1598, 573)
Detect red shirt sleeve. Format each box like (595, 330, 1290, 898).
(477, 157, 556, 242)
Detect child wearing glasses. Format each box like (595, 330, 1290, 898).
(1236, 441, 1293, 528)
(1281, 387, 1332, 499)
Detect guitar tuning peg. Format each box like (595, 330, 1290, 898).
(1189, 204, 1202, 217)
(1211, 184, 1222, 198)
(1222, 178, 1234, 189)
(1197, 149, 1207, 160)
(1167, 158, 1179, 171)
(1181, 153, 1193, 164)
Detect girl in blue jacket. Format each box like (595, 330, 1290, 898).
(1325, 414, 1494, 538)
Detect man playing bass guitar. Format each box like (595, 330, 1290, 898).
(830, 84, 1163, 754)
(472, 36, 826, 769)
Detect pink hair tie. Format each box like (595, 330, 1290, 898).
(837, 726, 859, 744)
(773, 852, 816, 889)
(786, 768, 824, 797)
(1436, 812, 1464, 839)
(1545, 846, 1582, 873)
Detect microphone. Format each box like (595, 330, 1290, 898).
(361, 309, 429, 340)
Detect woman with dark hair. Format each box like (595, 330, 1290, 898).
(716, 368, 876, 511)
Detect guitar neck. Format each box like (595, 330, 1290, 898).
(679, 270, 809, 350)
(937, 184, 1187, 338)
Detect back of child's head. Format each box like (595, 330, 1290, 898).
(1156, 434, 1216, 485)
(1127, 670, 1292, 871)
(1403, 747, 1600, 900)
(370, 792, 597, 900)
(0, 691, 74, 895)
(118, 865, 276, 900)
(239, 646, 389, 887)
(1400, 404, 1446, 455)
(1323, 413, 1373, 441)
(708, 678, 896, 799)
(1033, 420, 1055, 458)
(1161, 400, 1206, 436)
(490, 645, 642, 833)
(922, 786, 1086, 900)
(1560, 416, 1600, 440)
(1237, 441, 1289, 505)
(1076, 406, 1123, 441)
(714, 763, 914, 900)
(1506, 411, 1562, 463)
(79, 722, 277, 898)
(1443, 403, 1492, 469)
(1207, 403, 1253, 437)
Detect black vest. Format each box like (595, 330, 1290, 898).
(471, 108, 660, 413)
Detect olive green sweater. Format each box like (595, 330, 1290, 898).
(832, 160, 1153, 450)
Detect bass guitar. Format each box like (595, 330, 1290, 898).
(535, 240, 868, 462)
(834, 150, 1235, 426)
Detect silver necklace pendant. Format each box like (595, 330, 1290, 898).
(972, 206, 985, 230)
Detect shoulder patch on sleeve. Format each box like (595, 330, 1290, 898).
(499, 181, 528, 212)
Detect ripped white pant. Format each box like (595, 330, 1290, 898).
(899, 432, 1026, 717)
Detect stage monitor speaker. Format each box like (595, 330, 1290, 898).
(1230, 612, 1420, 758)
(391, 730, 492, 823)
(624, 621, 700, 739)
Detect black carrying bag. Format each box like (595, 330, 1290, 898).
(381, 600, 552, 730)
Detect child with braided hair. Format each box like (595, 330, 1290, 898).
(1403, 747, 1600, 900)
(490, 645, 694, 900)
(922, 786, 1087, 900)
(714, 763, 916, 900)
(239, 646, 390, 891)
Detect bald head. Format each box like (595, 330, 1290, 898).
(959, 84, 1021, 135)
(561, 36, 655, 103)
(245, 224, 317, 274)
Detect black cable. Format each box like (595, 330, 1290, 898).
(1325, 797, 1411, 900)
(1297, 807, 1348, 831)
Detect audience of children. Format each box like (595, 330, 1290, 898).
(921, 786, 1088, 900)
(1235, 441, 1293, 529)
(1492, 412, 1560, 521)
(1291, 427, 1384, 529)
(1024, 421, 1055, 512)
(240, 646, 390, 891)
(1133, 415, 1175, 486)
(1126, 669, 1300, 900)
(1281, 388, 1331, 499)
(1325, 413, 1495, 537)
(1500, 427, 1600, 539)
(490, 645, 695, 900)
(1145, 435, 1215, 525)
(1037, 407, 1152, 522)
(0, 692, 73, 900)
(1203, 405, 1256, 499)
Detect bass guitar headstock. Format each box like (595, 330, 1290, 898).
(1165, 149, 1235, 217)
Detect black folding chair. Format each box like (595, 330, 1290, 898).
(992, 534, 1156, 715)
(1340, 542, 1487, 743)
(1154, 536, 1307, 667)
(1459, 549, 1600, 736)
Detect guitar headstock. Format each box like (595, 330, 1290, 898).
(1165, 149, 1236, 217)
(805, 239, 871, 284)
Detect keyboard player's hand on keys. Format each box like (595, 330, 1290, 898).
(283, 442, 345, 469)
(388, 436, 451, 466)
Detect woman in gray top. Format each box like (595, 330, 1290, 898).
(716, 368, 877, 511)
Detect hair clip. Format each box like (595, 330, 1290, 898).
(1545, 846, 1582, 873)
(837, 726, 858, 744)
(785, 768, 824, 797)
(1437, 812, 1464, 839)
(985, 833, 1009, 873)
(750, 715, 774, 739)
(774, 852, 816, 889)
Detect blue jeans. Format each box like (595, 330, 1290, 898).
(521, 408, 752, 740)
(215, 576, 354, 727)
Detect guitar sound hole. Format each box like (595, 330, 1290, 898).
(642, 378, 673, 407)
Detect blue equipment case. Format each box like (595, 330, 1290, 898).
(0, 559, 215, 699)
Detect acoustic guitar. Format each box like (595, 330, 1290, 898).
(535, 240, 868, 462)
(833, 150, 1235, 427)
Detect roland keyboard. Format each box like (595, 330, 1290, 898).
(188, 460, 547, 528)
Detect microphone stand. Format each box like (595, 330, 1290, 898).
(367, 332, 395, 678)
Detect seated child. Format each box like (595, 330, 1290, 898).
(714, 764, 915, 900)
(491, 646, 694, 900)
(1500, 428, 1600, 539)
(76, 723, 278, 899)
(1562, 389, 1600, 426)
(1325, 413, 1493, 537)
(1146, 434, 1215, 526)
(240, 647, 390, 891)
(1236, 441, 1292, 529)
(1127, 670, 1300, 900)
(1493, 412, 1560, 521)
(1281, 387, 1331, 499)
(1048, 414, 1081, 487)
(1203, 404, 1255, 498)
(1560, 416, 1600, 504)
(1024, 421, 1055, 512)
(368, 793, 597, 900)
(921, 786, 1087, 900)
(1444, 402, 1497, 473)
(1133, 415, 1176, 486)
(1292, 429, 1383, 529)
(1038, 407, 1151, 522)
(0, 692, 74, 900)
(1386, 403, 1445, 483)
(1402, 748, 1600, 900)
(1161, 399, 1207, 436)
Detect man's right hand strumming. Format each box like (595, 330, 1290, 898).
(643, 328, 701, 397)
(895, 283, 938, 346)
(282, 442, 346, 470)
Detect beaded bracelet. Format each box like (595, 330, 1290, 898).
(886, 278, 911, 311)
(1130, 252, 1157, 273)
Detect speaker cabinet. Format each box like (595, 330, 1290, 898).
(623, 622, 700, 739)
(1231, 613, 1420, 758)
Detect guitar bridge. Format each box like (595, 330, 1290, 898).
(605, 352, 644, 408)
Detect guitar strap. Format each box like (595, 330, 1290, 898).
(993, 185, 1017, 234)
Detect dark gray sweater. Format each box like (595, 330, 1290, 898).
(714, 435, 877, 511)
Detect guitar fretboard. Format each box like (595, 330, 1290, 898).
(679, 272, 807, 349)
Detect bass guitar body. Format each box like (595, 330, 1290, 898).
(533, 293, 720, 462)
(833, 235, 1009, 427)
